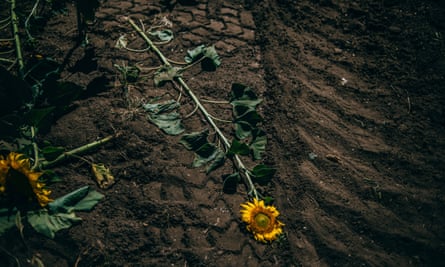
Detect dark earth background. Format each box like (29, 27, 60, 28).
(1, 0, 445, 266)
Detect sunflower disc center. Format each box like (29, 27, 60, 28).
(254, 213, 271, 229)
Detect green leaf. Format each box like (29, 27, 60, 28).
(230, 83, 258, 101)
(180, 129, 226, 173)
(251, 164, 276, 185)
(235, 121, 255, 140)
(206, 149, 225, 174)
(230, 83, 263, 139)
(45, 81, 83, 109)
(227, 139, 250, 157)
(193, 143, 218, 166)
(25, 106, 55, 128)
(233, 105, 262, 123)
(39, 170, 63, 184)
(41, 145, 64, 161)
(27, 209, 82, 238)
(250, 129, 267, 160)
(263, 196, 274, 205)
(48, 186, 104, 213)
(179, 129, 210, 150)
(0, 114, 22, 138)
(124, 66, 140, 83)
(149, 29, 174, 42)
(153, 65, 183, 87)
(143, 100, 185, 135)
(114, 64, 140, 83)
(192, 143, 226, 173)
(184, 45, 221, 71)
(0, 208, 17, 235)
(27, 186, 103, 238)
(231, 99, 262, 109)
(222, 172, 240, 194)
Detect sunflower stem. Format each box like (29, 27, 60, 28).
(30, 126, 40, 171)
(127, 17, 260, 200)
(0, 246, 21, 267)
(40, 135, 115, 169)
(11, 0, 25, 78)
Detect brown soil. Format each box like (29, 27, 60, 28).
(1, 0, 445, 266)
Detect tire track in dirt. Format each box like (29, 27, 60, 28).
(251, 0, 445, 266)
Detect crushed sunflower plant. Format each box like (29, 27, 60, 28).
(120, 19, 285, 244)
(0, 152, 104, 238)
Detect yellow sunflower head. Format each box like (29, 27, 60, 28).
(0, 152, 52, 208)
(240, 198, 284, 243)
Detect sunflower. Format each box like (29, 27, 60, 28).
(0, 152, 52, 207)
(240, 198, 284, 242)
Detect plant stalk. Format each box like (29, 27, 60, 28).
(11, 0, 25, 77)
(40, 135, 115, 169)
(127, 17, 259, 199)
(31, 126, 40, 170)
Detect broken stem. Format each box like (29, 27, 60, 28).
(127, 17, 259, 199)
(40, 135, 115, 169)
(11, 0, 25, 77)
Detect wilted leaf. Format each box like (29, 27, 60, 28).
(192, 143, 226, 174)
(184, 44, 205, 63)
(149, 112, 185, 135)
(115, 35, 128, 49)
(115, 64, 140, 83)
(149, 29, 174, 42)
(91, 163, 115, 189)
(143, 100, 179, 114)
(184, 45, 221, 71)
(180, 129, 226, 173)
(143, 100, 185, 135)
(153, 65, 183, 87)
